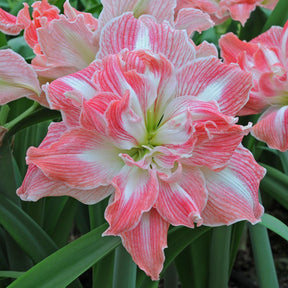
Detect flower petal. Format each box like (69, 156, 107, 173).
(201, 145, 265, 226)
(104, 165, 158, 235)
(219, 32, 258, 64)
(98, 13, 196, 68)
(99, 0, 176, 28)
(32, 14, 98, 78)
(0, 49, 41, 105)
(45, 62, 97, 126)
(176, 56, 252, 116)
(105, 90, 146, 149)
(175, 7, 214, 36)
(17, 164, 114, 204)
(80, 92, 120, 133)
(228, 3, 257, 26)
(155, 165, 207, 227)
(0, 8, 24, 35)
(252, 106, 288, 152)
(251, 26, 282, 47)
(119, 209, 169, 280)
(26, 128, 123, 189)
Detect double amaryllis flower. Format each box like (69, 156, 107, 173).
(0, 0, 214, 108)
(220, 20, 288, 151)
(175, 0, 278, 26)
(17, 14, 265, 280)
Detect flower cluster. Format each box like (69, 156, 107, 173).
(0, 0, 284, 280)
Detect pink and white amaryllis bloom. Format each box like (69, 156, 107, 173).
(0, 0, 99, 107)
(99, 0, 214, 36)
(19, 14, 265, 280)
(220, 21, 288, 151)
(175, 0, 278, 26)
(0, 0, 99, 80)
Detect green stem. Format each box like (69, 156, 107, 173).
(209, 226, 232, 288)
(0, 105, 10, 125)
(248, 223, 279, 288)
(4, 102, 39, 131)
(113, 245, 137, 288)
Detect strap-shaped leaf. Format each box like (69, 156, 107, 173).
(8, 224, 121, 288)
(263, 0, 288, 32)
(261, 213, 288, 242)
(260, 163, 288, 210)
(0, 194, 58, 263)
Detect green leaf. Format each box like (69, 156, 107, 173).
(0, 194, 58, 263)
(277, 150, 288, 174)
(113, 245, 136, 288)
(262, 0, 288, 32)
(175, 231, 211, 288)
(43, 197, 70, 236)
(239, 7, 268, 41)
(229, 221, 246, 274)
(8, 224, 121, 288)
(5, 107, 60, 140)
(260, 163, 288, 210)
(7, 36, 34, 61)
(249, 223, 279, 288)
(0, 271, 23, 279)
(260, 213, 288, 242)
(0, 140, 18, 203)
(208, 226, 232, 288)
(51, 198, 79, 247)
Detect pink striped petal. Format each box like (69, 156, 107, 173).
(251, 26, 282, 47)
(105, 91, 146, 149)
(104, 166, 158, 235)
(0, 49, 41, 105)
(228, 3, 257, 25)
(219, 32, 258, 64)
(17, 121, 112, 204)
(252, 106, 288, 152)
(194, 41, 218, 59)
(177, 57, 252, 116)
(26, 128, 123, 189)
(32, 15, 98, 78)
(63, 0, 98, 31)
(99, 0, 140, 27)
(119, 209, 169, 280)
(45, 63, 97, 126)
(99, 0, 176, 28)
(175, 7, 214, 36)
(98, 13, 196, 68)
(201, 145, 265, 226)
(17, 164, 114, 204)
(156, 165, 207, 227)
(0, 8, 24, 35)
(164, 99, 249, 169)
(80, 92, 119, 133)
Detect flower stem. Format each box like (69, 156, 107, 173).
(249, 223, 279, 288)
(0, 104, 10, 125)
(4, 102, 40, 131)
(113, 245, 137, 288)
(208, 226, 232, 288)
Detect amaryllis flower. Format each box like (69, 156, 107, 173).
(220, 21, 288, 151)
(175, 0, 278, 26)
(99, 0, 214, 36)
(0, 0, 99, 79)
(0, 0, 99, 107)
(18, 14, 265, 280)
